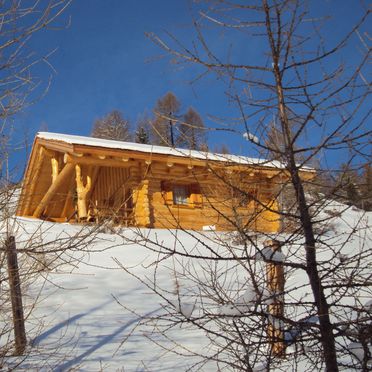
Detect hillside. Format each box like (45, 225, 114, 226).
(1, 199, 371, 371)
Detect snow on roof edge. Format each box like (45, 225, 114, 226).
(37, 132, 314, 171)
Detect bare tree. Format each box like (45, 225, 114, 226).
(177, 107, 207, 150)
(214, 144, 230, 154)
(118, 1, 372, 371)
(91, 110, 131, 141)
(0, 0, 102, 366)
(0, 1, 71, 122)
(0, 0, 72, 185)
(151, 92, 181, 146)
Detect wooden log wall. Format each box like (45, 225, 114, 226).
(145, 163, 280, 232)
(148, 163, 209, 230)
(133, 179, 152, 227)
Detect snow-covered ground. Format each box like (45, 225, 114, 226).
(2, 221, 218, 371)
(1, 199, 371, 371)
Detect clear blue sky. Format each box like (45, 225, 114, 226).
(10, 0, 369, 178)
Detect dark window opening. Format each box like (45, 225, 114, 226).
(173, 185, 189, 205)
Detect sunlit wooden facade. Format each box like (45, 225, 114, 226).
(16, 133, 312, 232)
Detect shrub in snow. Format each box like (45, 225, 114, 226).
(219, 284, 272, 315)
(171, 298, 197, 319)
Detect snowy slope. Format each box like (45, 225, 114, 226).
(2, 220, 217, 371)
(1, 201, 371, 371)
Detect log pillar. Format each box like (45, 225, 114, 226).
(265, 239, 285, 358)
(51, 157, 59, 183)
(75, 164, 91, 220)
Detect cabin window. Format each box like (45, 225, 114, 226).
(173, 185, 189, 205)
(161, 181, 203, 208)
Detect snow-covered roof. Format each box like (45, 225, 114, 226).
(38, 132, 316, 172)
(37, 132, 289, 169)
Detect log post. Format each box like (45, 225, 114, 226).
(265, 239, 285, 358)
(51, 157, 59, 183)
(6, 236, 27, 355)
(75, 164, 91, 220)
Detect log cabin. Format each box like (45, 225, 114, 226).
(16, 132, 314, 232)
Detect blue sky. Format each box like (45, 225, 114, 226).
(10, 0, 370, 178)
(12, 0, 236, 173)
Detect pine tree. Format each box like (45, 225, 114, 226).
(135, 113, 152, 144)
(91, 110, 131, 141)
(360, 163, 372, 211)
(337, 164, 361, 207)
(135, 125, 150, 144)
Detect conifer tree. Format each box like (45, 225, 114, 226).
(360, 164, 372, 210)
(135, 113, 152, 144)
(135, 125, 150, 144)
(337, 164, 361, 207)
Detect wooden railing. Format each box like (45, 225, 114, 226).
(88, 203, 134, 226)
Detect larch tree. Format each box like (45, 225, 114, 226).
(120, 1, 371, 371)
(91, 110, 131, 141)
(214, 143, 230, 154)
(151, 92, 181, 146)
(177, 107, 207, 150)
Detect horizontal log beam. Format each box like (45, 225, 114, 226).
(64, 153, 136, 168)
(33, 163, 75, 218)
(69, 144, 303, 178)
(72, 144, 211, 168)
(71, 144, 296, 173)
(37, 138, 74, 153)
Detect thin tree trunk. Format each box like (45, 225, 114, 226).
(274, 66, 339, 372)
(6, 236, 27, 355)
(262, 2, 339, 368)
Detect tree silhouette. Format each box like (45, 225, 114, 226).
(91, 110, 131, 141)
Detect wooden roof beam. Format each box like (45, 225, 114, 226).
(37, 138, 74, 153)
(64, 153, 135, 168)
(21, 146, 46, 216)
(72, 144, 209, 168)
